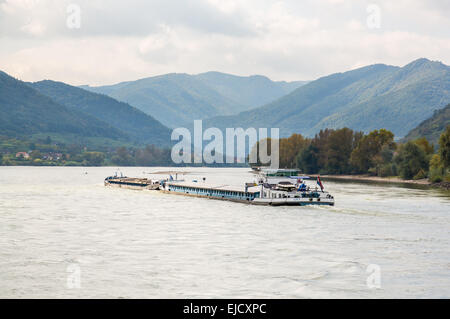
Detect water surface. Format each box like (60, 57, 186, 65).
(0, 167, 449, 298)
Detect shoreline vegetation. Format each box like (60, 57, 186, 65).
(251, 125, 450, 190)
(2, 125, 449, 190)
(321, 174, 450, 190)
(320, 174, 431, 185)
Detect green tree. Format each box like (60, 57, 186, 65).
(312, 129, 332, 170)
(350, 129, 395, 173)
(112, 147, 135, 166)
(83, 152, 105, 166)
(135, 145, 171, 166)
(374, 144, 397, 177)
(429, 153, 444, 183)
(326, 128, 356, 174)
(279, 134, 309, 168)
(438, 125, 450, 168)
(296, 144, 320, 173)
(30, 150, 42, 160)
(395, 141, 428, 180)
(414, 137, 434, 155)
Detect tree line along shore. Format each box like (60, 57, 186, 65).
(1, 125, 450, 190)
(251, 125, 450, 189)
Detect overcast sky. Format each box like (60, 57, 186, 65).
(1, 0, 450, 85)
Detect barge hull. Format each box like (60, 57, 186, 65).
(160, 189, 334, 206)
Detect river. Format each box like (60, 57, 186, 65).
(0, 167, 449, 298)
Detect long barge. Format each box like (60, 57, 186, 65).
(104, 169, 335, 206)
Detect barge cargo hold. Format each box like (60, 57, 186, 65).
(104, 176, 160, 190)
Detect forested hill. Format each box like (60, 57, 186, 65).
(82, 72, 307, 128)
(202, 58, 450, 138)
(30, 80, 171, 146)
(403, 104, 450, 145)
(0, 71, 126, 140)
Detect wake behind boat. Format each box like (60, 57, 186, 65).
(104, 169, 335, 206)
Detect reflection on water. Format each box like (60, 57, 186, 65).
(0, 167, 449, 298)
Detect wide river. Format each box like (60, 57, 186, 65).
(0, 167, 449, 298)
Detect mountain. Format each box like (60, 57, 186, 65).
(81, 72, 306, 128)
(193, 72, 307, 110)
(0, 70, 126, 142)
(403, 103, 450, 145)
(203, 58, 450, 138)
(30, 80, 171, 146)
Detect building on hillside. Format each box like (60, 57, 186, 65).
(15, 152, 30, 159)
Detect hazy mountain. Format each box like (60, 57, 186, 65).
(81, 72, 306, 128)
(30, 80, 171, 146)
(0, 71, 126, 141)
(193, 72, 307, 110)
(203, 58, 450, 138)
(403, 103, 450, 145)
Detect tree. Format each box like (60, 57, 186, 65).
(296, 144, 320, 173)
(30, 150, 42, 160)
(279, 134, 309, 168)
(287, 128, 363, 174)
(112, 147, 135, 166)
(395, 141, 428, 180)
(429, 154, 444, 183)
(414, 137, 434, 155)
(248, 138, 273, 167)
(350, 129, 395, 173)
(438, 125, 450, 168)
(311, 129, 333, 170)
(326, 128, 356, 174)
(135, 145, 171, 166)
(83, 152, 105, 166)
(374, 144, 397, 177)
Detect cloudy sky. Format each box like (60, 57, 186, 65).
(1, 0, 450, 85)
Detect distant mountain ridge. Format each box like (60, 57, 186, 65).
(202, 58, 450, 138)
(30, 80, 171, 146)
(193, 72, 307, 109)
(0, 71, 126, 141)
(81, 72, 307, 128)
(403, 103, 450, 145)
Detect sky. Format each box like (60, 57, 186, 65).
(1, 0, 450, 85)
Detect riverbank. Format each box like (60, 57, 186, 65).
(320, 174, 431, 185)
(320, 175, 450, 190)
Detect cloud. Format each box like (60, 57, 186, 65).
(0, 0, 449, 85)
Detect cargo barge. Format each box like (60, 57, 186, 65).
(104, 169, 335, 206)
